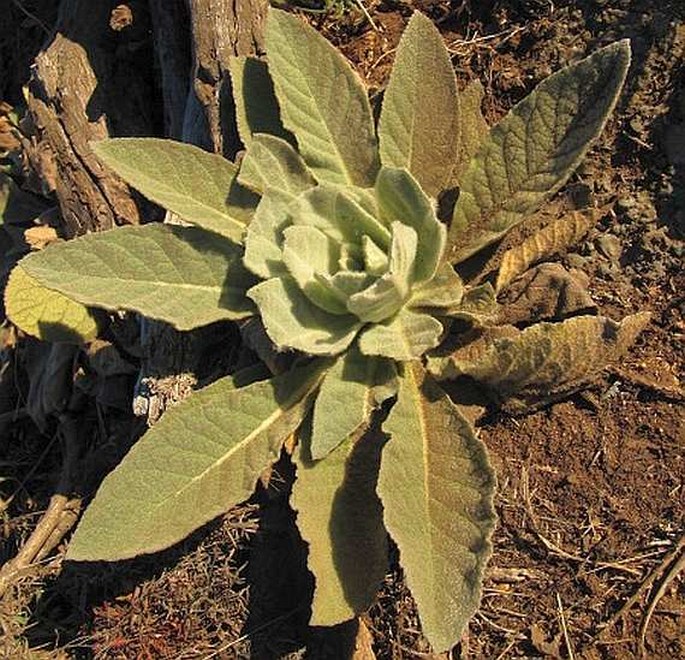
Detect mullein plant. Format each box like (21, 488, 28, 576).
(5, 9, 647, 651)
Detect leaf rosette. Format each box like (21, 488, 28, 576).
(2, 6, 642, 655)
(242, 164, 461, 360)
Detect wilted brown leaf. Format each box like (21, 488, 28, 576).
(430, 313, 651, 412)
(24, 225, 59, 250)
(498, 262, 596, 325)
(496, 207, 602, 292)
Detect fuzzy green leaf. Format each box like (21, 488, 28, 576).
(409, 263, 464, 310)
(238, 134, 316, 195)
(311, 349, 378, 460)
(379, 363, 496, 652)
(19, 224, 256, 330)
(375, 168, 446, 283)
(448, 40, 631, 262)
(67, 360, 327, 561)
(358, 308, 443, 361)
(378, 13, 459, 196)
(5, 264, 98, 344)
(93, 138, 252, 242)
(228, 56, 294, 148)
(290, 184, 391, 249)
(265, 9, 379, 186)
(347, 223, 417, 323)
(248, 276, 361, 356)
(450, 80, 489, 186)
(243, 188, 294, 279)
(293, 429, 388, 626)
(282, 225, 348, 314)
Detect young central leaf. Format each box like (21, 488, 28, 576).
(248, 276, 361, 356)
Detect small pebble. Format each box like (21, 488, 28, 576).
(617, 195, 636, 210)
(595, 234, 622, 261)
(566, 253, 587, 269)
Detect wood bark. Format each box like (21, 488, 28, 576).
(27, 0, 269, 420)
(26, 0, 158, 236)
(135, 0, 269, 421)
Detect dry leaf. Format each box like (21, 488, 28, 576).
(24, 225, 59, 250)
(498, 262, 596, 325)
(496, 207, 602, 292)
(430, 313, 651, 412)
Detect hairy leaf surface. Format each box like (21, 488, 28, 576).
(265, 9, 379, 186)
(448, 41, 630, 262)
(5, 264, 98, 343)
(293, 430, 388, 625)
(496, 207, 600, 291)
(238, 134, 316, 195)
(248, 276, 361, 355)
(358, 309, 443, 361)
(67, 361, 327, 561)
(291, 185, 390, 250)
(375, 168, 446, 283)
(379, 363, 496, 652)
(430, 313, 651, 411)
(409, 263, 464, 310)
(444, 283, 500, 324)
(243, 188, 294, 279)
(311, 349, 378, 460)
(498, 262, 596, 325)
(378, 13, 459, 196)
(20, 224, 256, 330)
(93, 138, 251, 242)
(450, 80, 489, 186)
(228, 56, 294, 147)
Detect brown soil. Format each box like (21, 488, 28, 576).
(1, 1, 683, 659)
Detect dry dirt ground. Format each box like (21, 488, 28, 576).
(1, 1, 683, 658)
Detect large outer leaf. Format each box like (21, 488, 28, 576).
(248, 276, 361, 356)
(19, 224, 256, 330)
(378, 12, 459, 197)
(448, 40, 630, 262)
(379, 363, 496, 652)
(238, 134, 316, 196)
(265, 9, 379, 186)
(228, 56, 294, 147)
(311, 349, 378, 460)
(430, 313, 651, 411)
(93, 139, 250, 242)
(67, 360, 327, 561)
(5, 264, 98, 344)
(293, 429, 388, 625)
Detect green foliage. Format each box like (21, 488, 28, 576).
(4, 7, 642, 653)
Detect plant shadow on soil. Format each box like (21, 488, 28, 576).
(18, 458, 317, 659)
